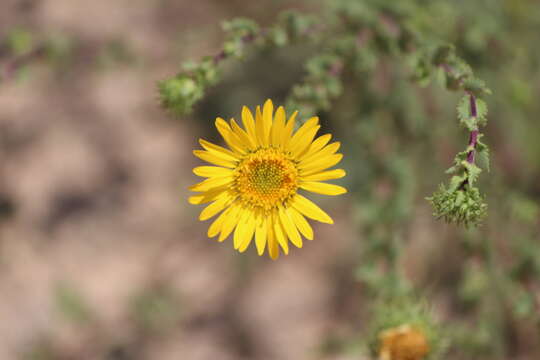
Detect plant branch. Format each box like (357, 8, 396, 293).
(0, 45, 46, 83)
(466, 93, 479, 164)
(213, 33, 256, 65)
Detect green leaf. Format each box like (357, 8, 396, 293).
(463, 77, 492, 96)
(475, 98, 488, 126)
(457, 95, 477, 131)
(158, 75, 204, 115)
(432, 43, 455, 65)
(463, 161, 482, 185)
(222, 18, 259, 37)
(278, 11, 316, 40)
(449, 174, 467, 192)
(477, 148, 490, 172)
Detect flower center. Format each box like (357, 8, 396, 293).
(234, 148, 298, 211)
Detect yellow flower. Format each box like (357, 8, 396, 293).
(189, 99, 346, 259)
(378, 325, 430, 360)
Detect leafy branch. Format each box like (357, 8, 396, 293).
(159, 4, 492, 228)
(425, 45, 490, 227)
(159, 12, 323, 116)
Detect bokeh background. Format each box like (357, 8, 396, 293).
(1, 1, 539, 359)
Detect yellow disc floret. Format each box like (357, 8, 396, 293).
(234, 148, 298, 212)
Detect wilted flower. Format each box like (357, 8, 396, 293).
(378, 324, 430, 360)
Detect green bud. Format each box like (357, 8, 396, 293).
(427, 185, 487, 227)
(158, 76, 204, 115)
(367, 298, 448, 360)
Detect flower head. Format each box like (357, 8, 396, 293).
(189, 99, 346, 259)
(378, 324, 430, 360)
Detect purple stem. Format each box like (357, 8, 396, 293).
(213, 34, 256, 65)
(439, 63, 480, 166)
(466, 93, 478, 164)
(467, 129, 479, 164)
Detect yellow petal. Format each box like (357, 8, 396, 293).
(188, 187, 227, 204)
(193, 166, 233, 178)
(230, 118, 256, 149)
(288, 207, 313, 240)
(302, 169, 346, 182)
(238, 217, 257, 253)
(288, 116, 319, 151)
(300, 142, 341, 166)
(299, 182, 347, 196)
(193, 150, 236, 168)
(291, 194, 334, 224)
(189, 176, 232, 192)
(290, 125, 320, 158)
(218, 205, 241, 242)
(255, 105, 266, 147)
(255, 218, 268, 255)
(282, 111, 297, 147)
(199, 195, 232, 221)
(271, 106, 286, 147)
(208, 206, 233, 237)
(199, 139, 239, 161)
(299, 134, 332, 161)
(233, 213, 249, 250)
(241, 106, 257, 140)
(279, 206, 303, 248)
(300, 153, 343, 176)
(273, 213, 289, 255)
(215, 118, 247, 154)
(267, 223, 280, 260)
(262, 99, 273, 146)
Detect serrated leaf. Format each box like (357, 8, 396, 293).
(477, 148, 490, 172)
(463, 161, 482, 185)
(475, 98, 488, 126)
(432, 44, 455, 65)
(457, 95, 471, 121)
(463, 77, 491, 96)
(449, 174, 467, 192)
(457, 95, 478, 130)
(182, 60, 198, 72)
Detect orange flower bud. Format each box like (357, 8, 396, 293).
(378, 324, 430, 360)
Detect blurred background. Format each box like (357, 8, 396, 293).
(0, 0, 539, 359)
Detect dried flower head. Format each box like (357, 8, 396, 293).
(378, 324, 430, 360)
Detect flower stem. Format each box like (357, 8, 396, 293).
(213, 34, 256, 65)
(467, 93, 479, 164)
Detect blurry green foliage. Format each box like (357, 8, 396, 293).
(130, 286, 182, 333)
(7, 28, 34, 56)
(54, 283, 93, 324)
